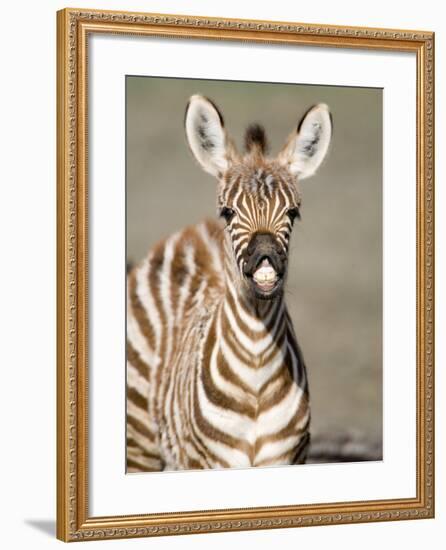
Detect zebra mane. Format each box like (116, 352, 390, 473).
(244, 123, 268, 155)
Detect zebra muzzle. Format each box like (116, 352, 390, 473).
(252, 258, 278, 291)
(243, 233, 286, 298)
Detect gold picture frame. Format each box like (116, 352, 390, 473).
(57, 7, 435, 542)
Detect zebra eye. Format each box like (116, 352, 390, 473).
(220, 206, 235, 223)
(287, 207, 301, 224)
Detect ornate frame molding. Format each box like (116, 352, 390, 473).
(57, 8, 434, 542)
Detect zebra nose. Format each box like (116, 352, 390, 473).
(246, 232, 275, 255)
(244, 232, 285, 275)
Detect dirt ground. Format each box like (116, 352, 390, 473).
(126, 76, 383, 456)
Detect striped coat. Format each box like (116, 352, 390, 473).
(126, 95, 332, 472)
(127, 219, 310, 471)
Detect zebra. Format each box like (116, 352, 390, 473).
(126, 95, 332, 472)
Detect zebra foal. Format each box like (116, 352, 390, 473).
(127, 95, 332, 472)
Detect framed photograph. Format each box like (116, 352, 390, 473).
(57, 7, 435, 542)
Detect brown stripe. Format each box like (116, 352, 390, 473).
(126, 412, 156, 443)
(258, 368, 289, 406)
(201, 319, 256, 418)
(126, 438, 160, 461)
(204, 218, 224, 238)
(258, 322, 287, 369)
(188, 403, 228, 469)
(233, 236, 250, 262)
(193, 375, 251, 464)
(285, 319, 307, 387)
(185, 367, 228, 469)
(127, 386, 148, 411)
(257, 333, 292, 397)
(291, 431, 311, 464)
(127, 341, 149, 380)
(164, 236, 192, 457)
(149, 242, 168, 411)
(281, 176, 299, 206)
(256, 431, 310, 467)
(225, 174, 242, 204)
(230, 285, 279, 336)
(216, 344, 256, 396)
(259, 375, 295, 413)
(178, 357, 212, 468)
(217, 333, 256, 399)
(187, 457, 205, 470)
(128, 269, 156, 351)
(255, 393, 309, 452)
(186, 425, 214, 468)
(180, 429, 210, 470)
(225, 327, 254, 366)
(166, 236, 180, 319)
(126, 457, 162, 472)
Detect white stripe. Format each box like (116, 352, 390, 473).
(127, 449, 160, 470)
(256, 383, 308, 437)
(159, 233, 180, 364)
(232, 233, 249, 250)
(135, 256, 161, 343)
(190, 372, 251, 467)
(127, 363, 149, 396)
(226, 279, 266, 332)
(127, 424, 159, 455)
(197, 367, 255, 440)
(254, 434, 302, 464)
(219, 332, 285, 392)
(210, 314, 256, 404)
(192, 278, 208, 308)
(259, 374, 284, 401)
(127, 286, 159, 369)
(127, 399, 152, 426)
(223, 299, 284, 356)
(158, 233, 184, 478)
(198, 222, 224, 274)
(183, 442, 208, 468)
(175, 243, 196, 323)
(162, 243, 196, 454)
(269, 195, 282, 225)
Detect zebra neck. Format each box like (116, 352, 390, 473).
(222, 243, 280, 316)
(220, 238, 289, 356)
(220, 275, 288, 359)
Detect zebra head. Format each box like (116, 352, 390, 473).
(185, 95, 332, 301)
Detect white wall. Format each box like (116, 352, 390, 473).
(0, 0, 443, 548)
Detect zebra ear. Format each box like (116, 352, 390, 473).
(185, 95, 234, 177)
(278, 104, 332, 180)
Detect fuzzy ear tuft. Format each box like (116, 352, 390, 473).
(184, 95, 231, 177)
(278, 104, 332, 179)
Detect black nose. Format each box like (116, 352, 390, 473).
(244, 232, 286, 276)
(246, 233, 275, 256)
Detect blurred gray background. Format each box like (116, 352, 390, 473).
(126, 76, 382, 461)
